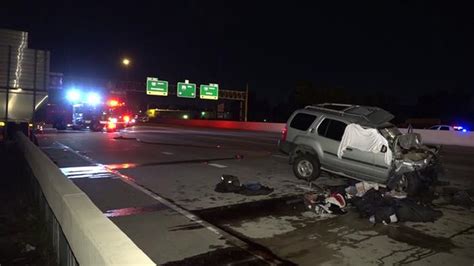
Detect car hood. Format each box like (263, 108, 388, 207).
(346, 106, 395, 126)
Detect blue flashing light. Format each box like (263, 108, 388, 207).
(66, 89, 81, 102)
(462, 129, 467, 133)
(87, 92, 101, 106)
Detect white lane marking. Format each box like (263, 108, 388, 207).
(161, 152, 174, 155)
(208, 163, 228, 168)
(54, 141, 222, 236)
(272, 154, 288, 159)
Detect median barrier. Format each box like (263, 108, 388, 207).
(153, 119, 473, 147)
(153, 118, 286, 133)
(15, 132, 155, 265)
(400, 128, 474, 147)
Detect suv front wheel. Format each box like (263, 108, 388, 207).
(293, 154, 321, 181)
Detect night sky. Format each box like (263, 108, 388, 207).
(1, 1, 473, 105)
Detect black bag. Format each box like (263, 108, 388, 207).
(352, 188, 384, 217)
(215, 175, 241, 193)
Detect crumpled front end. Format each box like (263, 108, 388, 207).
(387, 133, 442, 195)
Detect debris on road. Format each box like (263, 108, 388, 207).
(345, 181, 381, 197)
(215, 175, 274, 196)
(304, 191, 347, 215)
(22, 243, 37, 253)
(350, 186, 442, 225)
(300, 178, 443, 225)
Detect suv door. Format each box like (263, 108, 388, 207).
(315, 118, 348, 172)
(318, 118, 383, 181)
(286, 112, 319, 144)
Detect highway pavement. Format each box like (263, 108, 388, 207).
(36, 124, 474, 265)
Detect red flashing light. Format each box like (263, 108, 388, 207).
(107, 99, 119, 107)
(107, 122, 117, 130)
(123, 115, 130, 123)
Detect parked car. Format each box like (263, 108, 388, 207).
(428, 125, 467, 132)
(427, 125, 454, 131)
(278, 103, 440, 193)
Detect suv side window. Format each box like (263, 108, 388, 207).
(440, 126, 450, 131)
(318, 118, 347, 141)
(317, 118, 330, 136)
(290, 113, 317, 131)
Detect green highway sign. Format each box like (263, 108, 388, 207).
(146, 77, 168, 96)
(177, 81, 196, 98)
(200, 83, 219, 100)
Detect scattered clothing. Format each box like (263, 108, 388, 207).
(239, 182, 274, 196)
(214, 175, 273, 196)
(355, 181, 379, 197)
(304, 192, 347, 215)
(385, 190, 407, 199)
(395, 200, 442, 222)
(337, 123, 392, 165)
(351, 188, 442, 224)
(370, 208, 398, 225)
(352, 188, 387, 218)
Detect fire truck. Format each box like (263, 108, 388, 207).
(68, 96, 135, 132)
(89, 98, 135, 132)
(43, 87, 135, 132)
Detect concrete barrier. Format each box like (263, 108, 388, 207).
(153, 118, 286, 133)
(16, 132, 155, 265)
(400, 128, 474, 147)
(153, 119, 473, 147)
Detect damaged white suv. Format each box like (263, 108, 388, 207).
(278, 103, 440, 193)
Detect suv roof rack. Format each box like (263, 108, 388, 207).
(304, 103, 372, 122)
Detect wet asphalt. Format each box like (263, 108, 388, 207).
(35, 125, 474, 265)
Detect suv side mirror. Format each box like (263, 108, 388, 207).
(380, 145, 387, 153)
(309, 128, 316, 133)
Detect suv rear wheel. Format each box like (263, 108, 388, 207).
(293, 154, 321, 181)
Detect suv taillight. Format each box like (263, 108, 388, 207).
(281, 125, 288, 141)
